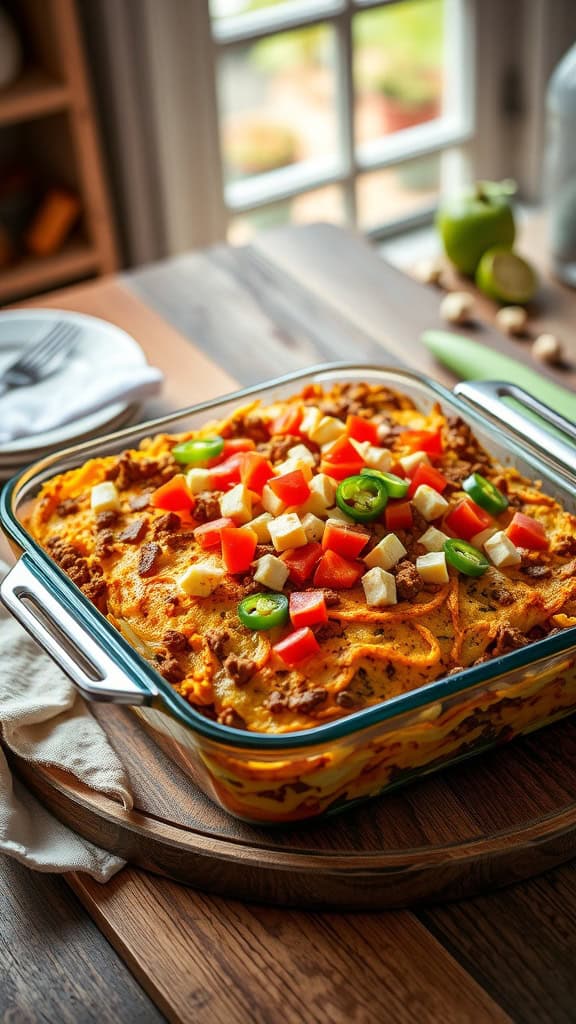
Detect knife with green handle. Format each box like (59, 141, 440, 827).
(422, 329, 575, 423)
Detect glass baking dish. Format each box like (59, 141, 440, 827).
(2, 364, 576, 825)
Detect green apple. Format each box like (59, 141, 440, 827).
(436, 180, 516, 276)
(475, 247, 537, 304)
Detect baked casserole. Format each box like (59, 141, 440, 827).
(8, 372, 573, 819)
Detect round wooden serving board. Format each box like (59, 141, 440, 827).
(12, 705, 576, 909)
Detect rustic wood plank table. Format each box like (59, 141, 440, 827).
(2, 223, 576, 1024)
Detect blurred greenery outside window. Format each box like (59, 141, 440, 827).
(210, 0, 471, 244)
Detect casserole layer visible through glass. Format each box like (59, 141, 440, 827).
(2, 365, 576, 824)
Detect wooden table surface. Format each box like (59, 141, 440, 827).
(2, 223, 576, 1024)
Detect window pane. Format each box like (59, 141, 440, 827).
(228, 185, 345, 244)
(210, 0, 299, 19)
(354, 0, 445, 147)
(217, 24, 338, 183)
(356, 154, 440, 232)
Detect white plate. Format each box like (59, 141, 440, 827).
(0, 310, 147, 455)
(0, 402, 140, 465)
(0, 405, 140, 480)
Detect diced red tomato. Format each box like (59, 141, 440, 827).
(507, 512, 549, 550)
(444, 499, 493, 542)
(220, 525, 258, 574)
(346, 414, 379, 446)
(289, 591, 328, 629)
(270, 405, 303, 437)
(385, 500, 413, 532)
(313, 550, 364, 589)
(398, 429, 443, 456)
(322, 436, 365, 466)
(151, 474, 195, 513)
(222, 437, 255, 456)
(208, 453, 247, 490)
(280, 542, 322, 586)
(193, 516, 234, 550)
(319, 459, 364, 481)
(273, 627, 320, 667)
(407, 463, 449, 497)
(322, 520, 370, 559)
(270, 469, 310, 506)
(240, 452, 275, 495)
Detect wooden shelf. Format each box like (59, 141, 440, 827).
(0, 1, 118, 304)
(0, 68, 70, 126)
(0, 241, 99, 302)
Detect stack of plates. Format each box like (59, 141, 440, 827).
(0, 310, 146, 481)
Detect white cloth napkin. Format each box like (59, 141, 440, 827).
(0, 363, 163, 444)
(0, 559, 133, 881)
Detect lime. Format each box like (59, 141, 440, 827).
(436, 181, 516, 276)
(475, 247, 538, 304)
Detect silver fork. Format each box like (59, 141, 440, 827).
(0, 322, 80, 398)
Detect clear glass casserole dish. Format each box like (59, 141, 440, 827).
(1, 364, 576, 825)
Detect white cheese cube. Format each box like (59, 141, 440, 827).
(484, 530, 522, 568)
(186, 468, 212, 494)
(412, 484, 449, 521)
(253, 554, 289, 591)
(361, 567, 397, 607)
(248, 512, 274, 543)
(261, 484, 286, 516)
(301, 512, 326, 543)
(299, 473, 337, 518)
(419, 526, 451, 553)
(326, 506, 355, 525)
(178, 562, 225, 597)
(309, 415, 346, 447)
(399, 450, 430, 476)
(416, 551, 449, 584)
(287, 444, 316, 467)
(364, 445, 393, 473)
(299, 406, 323, 438)
(219, 483, 252, 524)
(90, 481, 120, 513)
(364, 533, 407, 571)
(268, 512, 307, 552)
(471, 526, 498, 549)
(347, 438, 371, 460)
(274, 458, 313, 483)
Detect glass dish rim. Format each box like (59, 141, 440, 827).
(2, 360, 576, 753)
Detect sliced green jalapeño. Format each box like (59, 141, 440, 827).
(462, 472, 508, 515)
(238, 593, 289, 631)
(444, 538, 489, 577)
(336, 474, 388, 522)
(172, 435, 224, 465)
(360, 467, 409, 499)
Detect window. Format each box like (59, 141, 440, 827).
(88, 0, 576, 265)
(209, 0, 473, 243)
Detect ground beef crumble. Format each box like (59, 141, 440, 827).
(393, 560, 422, 601)
(162, 629, 190, 653)
(56, 498, 79, 517)
(205, 628, 230, 661)
(118, 519, 147, 544)
(193, 491, 222, 524)
(288, 688, 328, 713)
(223, 654, 256, 686)
(137, 542, 162, 577)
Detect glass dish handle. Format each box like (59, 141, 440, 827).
(454, 380, 576, 474)
(0, 555, 157, 705)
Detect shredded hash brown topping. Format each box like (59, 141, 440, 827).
(28, 381, 576, 734)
